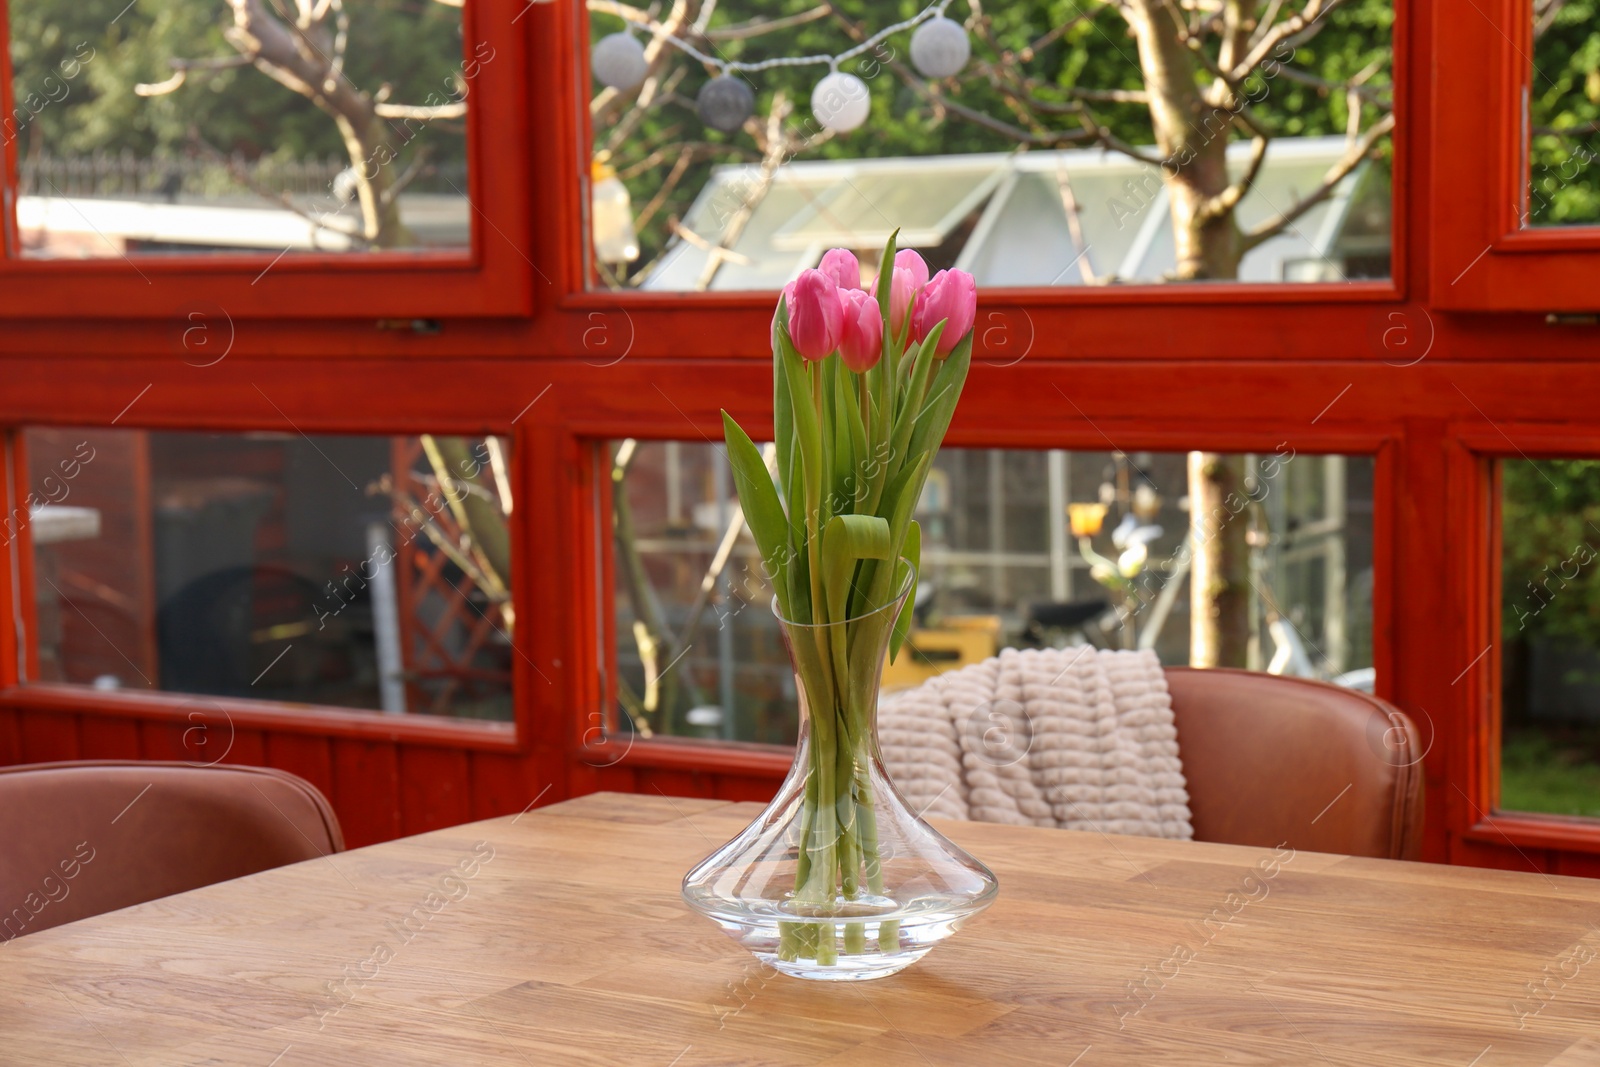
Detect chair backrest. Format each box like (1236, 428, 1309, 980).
(0, 760, 344, 940)
(1165, 668, 1424, 860)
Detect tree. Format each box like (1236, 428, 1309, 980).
(10, 0, 472, 248)
(592, 0, 1393, 669)
(1529, 0, 1600, 225)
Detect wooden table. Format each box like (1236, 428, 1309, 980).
(4, 793, 1600, 1066)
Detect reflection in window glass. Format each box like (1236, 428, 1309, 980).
(1500, 459, 1600, 817)
(9, 0, 474, 257)
(21, 428, 513, 721)
(1527, 4, 1600, 226)
(606, 442, 1373, 745)
(587, 2, 1393, 289)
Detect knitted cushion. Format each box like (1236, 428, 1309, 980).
(879, 647, 1193, 840)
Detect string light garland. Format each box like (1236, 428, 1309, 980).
(697, 73, 756, 132)
(590, 31, 650, 93)
(591, 1, 969, 134)
(909, 15, 970, 79)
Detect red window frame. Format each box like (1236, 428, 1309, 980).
(0, 0, 534, 319)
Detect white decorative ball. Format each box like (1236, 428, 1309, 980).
(591, 32, 648, 91)
(811, 71, 871, 133)
(697, 75, 755, 133)
(910, 17, 970, 79)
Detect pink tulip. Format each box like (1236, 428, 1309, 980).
(784, 268, 843, 361)
(911, 268, 977, 356)
(870, 265, 921, 335)
(894, 248, 929, 289)
(871, 249, 930, 339)
(818, 248, 862, 291)
(837, 288, 883, 372)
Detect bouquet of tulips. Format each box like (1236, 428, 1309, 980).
(721, 232, 975, 963)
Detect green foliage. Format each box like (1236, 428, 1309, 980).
(1501, 727, 1600, 818)
(1501, 459, 1600, 645)
(1529, 0, 1600, 224)
(592, 0, 1396, 274)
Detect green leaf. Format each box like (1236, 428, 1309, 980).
(780, 333, 823, 623)
(875, 228, 898, 329)
(826, 357, 851, 519)
(888, 520, 921, 665)
(837, 359, 869, 510)
(821, 513, 892, 625)
(773, 298, 796, 510)
(723, 411, 794, 619)
(853, 451, 930, 618)
(906, 333, 973, 464)
(890, 322, 945, 465)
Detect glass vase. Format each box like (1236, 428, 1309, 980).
(682, 565, 998, 981)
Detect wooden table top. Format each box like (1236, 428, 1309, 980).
(4, 792, 1600, 1066)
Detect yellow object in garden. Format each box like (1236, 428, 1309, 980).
(882, 615, 1002, 692)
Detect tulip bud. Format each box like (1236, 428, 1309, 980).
(894, 248, 930, 289)
(911, 268, 977, 356)
(871, 250, 930, 340)
(818, 247, 862, 291)
(837, 288, 883, 372)
(784, 268, 844, 362)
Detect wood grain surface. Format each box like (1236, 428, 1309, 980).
(2, 792, 1598, 1066)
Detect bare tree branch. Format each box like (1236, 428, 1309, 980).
(706, 5, 830, 40)
(1247, 0, 1288, 49)
(1270, 62, 1390, 103)
(1230, 0, 1347, 81)
(376, 100, 467, 120)
(693, 92, 790, 291)
(134, 54, 253, 97)
(1052, 164, 1100, 283)
(603, 65, 689, 154)
(373, 101, 467, 120)
(190, 133, 361, 244)
(1240, 110, 1393, 250)
(1534, 0, 1570, 39)
(1199, 117, 1269, 223)
(1216, 0, 1257, 75)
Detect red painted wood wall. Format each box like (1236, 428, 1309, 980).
(4, 0, 1600, 876)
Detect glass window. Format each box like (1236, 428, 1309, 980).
(585, 2, 1394, 289)
(605, 441, 1374, 745)
(8, 0, 475, 257)
(1526, 2, 1600, 227)
(1499, 458, 1600, 818)
(20, 428, 513, 721)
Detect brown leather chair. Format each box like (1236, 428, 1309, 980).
(1166, 668, 1424, 860)
(0, 760, 344, 940)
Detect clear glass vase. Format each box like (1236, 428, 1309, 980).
(682, 566, 998, 981)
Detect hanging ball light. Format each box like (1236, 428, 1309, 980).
(697, 74, 754, 133)
(910, 16, 971, 79)
(591, 31, 648, 91)
(811, 71, 871, 133)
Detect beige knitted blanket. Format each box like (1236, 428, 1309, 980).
(878, 647, 1193, 839)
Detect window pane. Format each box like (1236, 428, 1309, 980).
(1526, 3, 1600, 227)
(9, 0, 473, 258)
(21, 428, 513, 721)
(586, 3, 1393, 289)
(606, 441, 1373, 746)
(1500, 459, 1600, 817)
